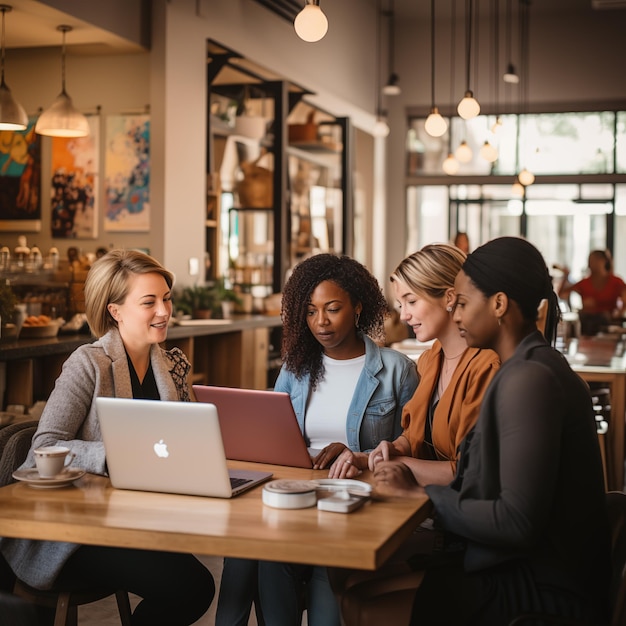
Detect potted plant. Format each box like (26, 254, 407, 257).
(175, 284, 218, 319)
(211, 277, 242, 319)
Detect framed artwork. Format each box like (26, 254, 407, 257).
(104, 114, 150, 232)
(50, 114, 100, 239)
(0, 118, 42, 232)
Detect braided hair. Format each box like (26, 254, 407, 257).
(280, 254, 388, 388)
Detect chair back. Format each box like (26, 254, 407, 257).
(607, 491, 626, 626)
(0, 426, 37, 487)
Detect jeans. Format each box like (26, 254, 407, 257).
(215, 558, 265, 626)
(258, 562, 341, 626)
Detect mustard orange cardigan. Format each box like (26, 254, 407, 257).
(401, 341, 499, 473)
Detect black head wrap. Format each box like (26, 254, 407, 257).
(462, 237, 560, 343)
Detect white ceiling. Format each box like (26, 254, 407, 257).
(0, 0, 143, 54)
(1, 0, 624, 55)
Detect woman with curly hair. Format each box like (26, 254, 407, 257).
(216, 253, 418, 626)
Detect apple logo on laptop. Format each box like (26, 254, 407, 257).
(153, 439, 169, 458)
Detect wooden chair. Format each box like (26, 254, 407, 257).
(12, 581, 132, 626)
(508, 490, 626, 626)
(0, 427, 133, 626)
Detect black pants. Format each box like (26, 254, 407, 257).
(409, 555, 607, 626)
(55, 545, 215, 626)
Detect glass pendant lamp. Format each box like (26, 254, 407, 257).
(294, 0, 328, 43)
(35, 25, 89, 137)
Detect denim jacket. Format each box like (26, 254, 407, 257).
(274, 334, 418, 452)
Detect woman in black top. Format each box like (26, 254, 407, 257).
(375, 236, 611, 625)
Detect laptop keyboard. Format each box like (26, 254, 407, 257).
(230, 476, 252, 489)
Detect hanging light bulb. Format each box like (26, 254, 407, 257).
(0, 5, 27, 131)
(294, 0, 328, 43)
(373, 115, 390, 138)
(457, 90, 480, 120)
(424, 0, 447, 137)
(35, 25, 89, 137)
(442, 153, 459, 175)
(491, 115, 503, 134)
(518, 167, 535, 186)
(424, 107, 447, 138)
(457, 0, 480, 120)
(382, 3, 400, 95)
(511, 179, 525, 197)
(455, 140, 473, 163)
(479, 140, 498, 163)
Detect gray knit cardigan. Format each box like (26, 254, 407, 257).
(0, 328, 191, 589)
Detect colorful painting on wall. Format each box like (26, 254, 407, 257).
(0, 118, 42, 232)
(50, 114, 100, 239)
(104, 114, 150, 232)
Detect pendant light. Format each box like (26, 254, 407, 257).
(424, 0, 447, 137)
(457, 0, 480, 120)
(503, 0, 519, 83)
(516, 1, 534, 187)
(381, 0, 400, 96)
(294, 0, 328, 43)
(35, 25, 90, 138)
(455, 140, 473, 163)
(0, 5, 27, 131)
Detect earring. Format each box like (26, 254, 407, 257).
(446, 306, 453, 313)
(355, 312, 361, 327)
(497, 317, 502, 327)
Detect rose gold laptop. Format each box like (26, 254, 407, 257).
(96, 397, 272, 498)
(192, 385, 313, 468)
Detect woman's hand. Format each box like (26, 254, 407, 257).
(328, 449, 365, 479)
(373, 460, 426, 499)
(368, 440, 398, 471)
(313, 442, 348, 470)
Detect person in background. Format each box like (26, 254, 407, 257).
(453, 232, 470, 254)
(0, 249, 214, 626)
(328, 244, 499, 625)
(557, 249, 626, 333)
(375, 237, 610, 625)
(216, 253, 418, 626)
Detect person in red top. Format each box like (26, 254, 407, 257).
(558, 249, 626, 333)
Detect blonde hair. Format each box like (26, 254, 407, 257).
(390, 243, 466, 299)
(84, 249, 174, 337)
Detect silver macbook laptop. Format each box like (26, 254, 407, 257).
(193, 385, 313, 468)
(96, 397, 273, 498)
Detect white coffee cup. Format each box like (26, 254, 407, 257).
(34, 446, 75, 478)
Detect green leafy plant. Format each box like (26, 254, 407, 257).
(174, 284, 218, 317)
(212, 277, 242, 307)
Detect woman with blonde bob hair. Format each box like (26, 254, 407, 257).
(0, 249, 214, 625)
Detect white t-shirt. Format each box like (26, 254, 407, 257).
(304, 353, 366, 451)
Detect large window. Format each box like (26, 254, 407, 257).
(405, 111, 626, 278)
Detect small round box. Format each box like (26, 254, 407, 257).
(262, 479, 317, 509)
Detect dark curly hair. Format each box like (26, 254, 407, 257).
(280, 253, 388, 388)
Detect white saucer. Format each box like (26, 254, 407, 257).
(12, 467, 86, 489)
(312, 478, 372, 497)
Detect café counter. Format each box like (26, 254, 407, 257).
(0, 315, 282, 411)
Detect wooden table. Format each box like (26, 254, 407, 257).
(0, 461, 432, 571)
